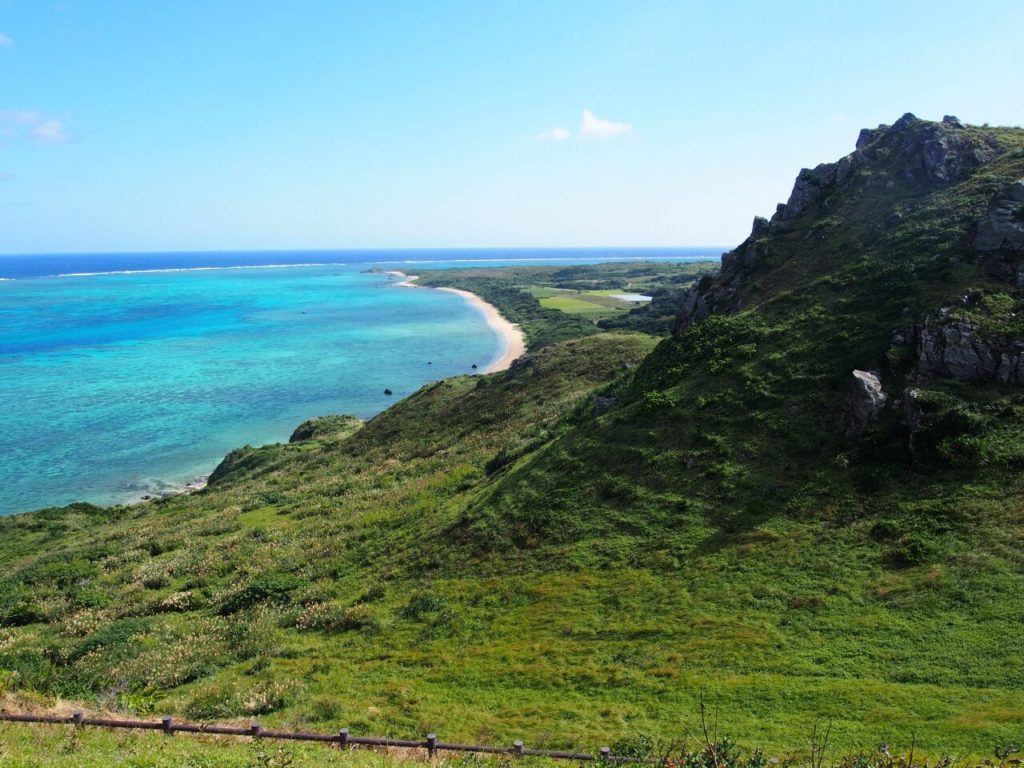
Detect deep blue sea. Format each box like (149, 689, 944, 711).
(0, 248, 719, 514)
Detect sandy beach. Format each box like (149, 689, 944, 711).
(386, 271, 526, 373)
(385, 270, 420, 287)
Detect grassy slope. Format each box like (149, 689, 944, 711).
(435, 122, 1024, 748)
(2, 122, 1024, 759)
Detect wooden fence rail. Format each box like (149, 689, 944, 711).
(0, 710, 637, 762)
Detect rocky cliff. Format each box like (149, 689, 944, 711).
(676, 113, 1018, 330)
(669, 114, 1024, 451)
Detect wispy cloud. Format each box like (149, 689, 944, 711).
(0, 33, 12, 48)
(0, 109, 70, 142)
(537, 127, 570, 141)
(580, 109, 632, 138)
(33, 119, 67, 143)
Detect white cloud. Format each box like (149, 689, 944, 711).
(537, 127, 570, 141)
(33, 118, 67, 142)
(0, 109, 70, 142)
(0, 33, 12, 48)
(580, 109, 632, 138)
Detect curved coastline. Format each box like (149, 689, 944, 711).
(386, 270, 526, 373)
(129, 273, 524, 507)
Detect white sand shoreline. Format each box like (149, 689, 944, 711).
(385, 270, 526, 373)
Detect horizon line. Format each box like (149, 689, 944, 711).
(0, 245, 729, 258)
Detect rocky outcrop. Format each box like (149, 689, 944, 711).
(839, 370, 888, 439)
(915, 317, 999, 382)
(907, 301, 1024, 385)
(675, 114, 1006, 332)
(975, 179, 1024, 253)
(869, 112, 1004, 183)
(779, 163, 840, 220)
(675, 223, 763, 328)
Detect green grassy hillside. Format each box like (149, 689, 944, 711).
(2, 115, 1023, 759)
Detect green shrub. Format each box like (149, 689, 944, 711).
(400, 592, 451, 620)
(218, 574, 303, 615)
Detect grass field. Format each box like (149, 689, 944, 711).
(531, 289, 639, 320)
(416, 262, 712, 338)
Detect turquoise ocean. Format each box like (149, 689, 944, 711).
(0, 248, 717, 515)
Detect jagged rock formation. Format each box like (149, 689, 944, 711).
(839, 370, 888, 439)
(975, 179, 1024, 255)
(675, 113, 1009, 331)
(915, 316, 998, 382)
(907, 310, 1024, 384)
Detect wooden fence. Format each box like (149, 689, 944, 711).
(0, 710, 637, 762)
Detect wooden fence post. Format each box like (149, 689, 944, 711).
(427, 733, 438, 759)
(161, 716, 173, 736)
(250, 721, 263, 738)
(514, 740, 525, 756)
(72, 710, 84, 727)
(600, 746, 611, 762)
(339, 727, 349, 748)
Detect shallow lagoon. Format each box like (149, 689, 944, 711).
(0, 265, 499, 513)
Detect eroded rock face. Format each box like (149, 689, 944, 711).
(840, 370, 888, 439)
(916, 319, 999, 381)
(779, 163, 839, 220)
(975, 179, 1024, 253)
(909, 306, 1024, 385)
(674, 114, 1006, 333)
(883, 112, 1003, 183)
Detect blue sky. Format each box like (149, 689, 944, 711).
(1, 1, 1022, 254)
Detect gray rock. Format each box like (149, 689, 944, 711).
(835, 151, 865, 183)
(856, 113, 1003, 184)
(593, 395, 618, 418)
(894, 112, 918, 128)
(780, 163, 837, 220)
(997, 351, 1024, 384)
(677, 282, 709, 326)
(975, 179, 1024, 252)
(916, 318, 999, 381)
(909, 301, 1024, 385)
(840, 370, 889, 439)
(857, 125, 887, 150)
(916, 124, 1000, 182)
